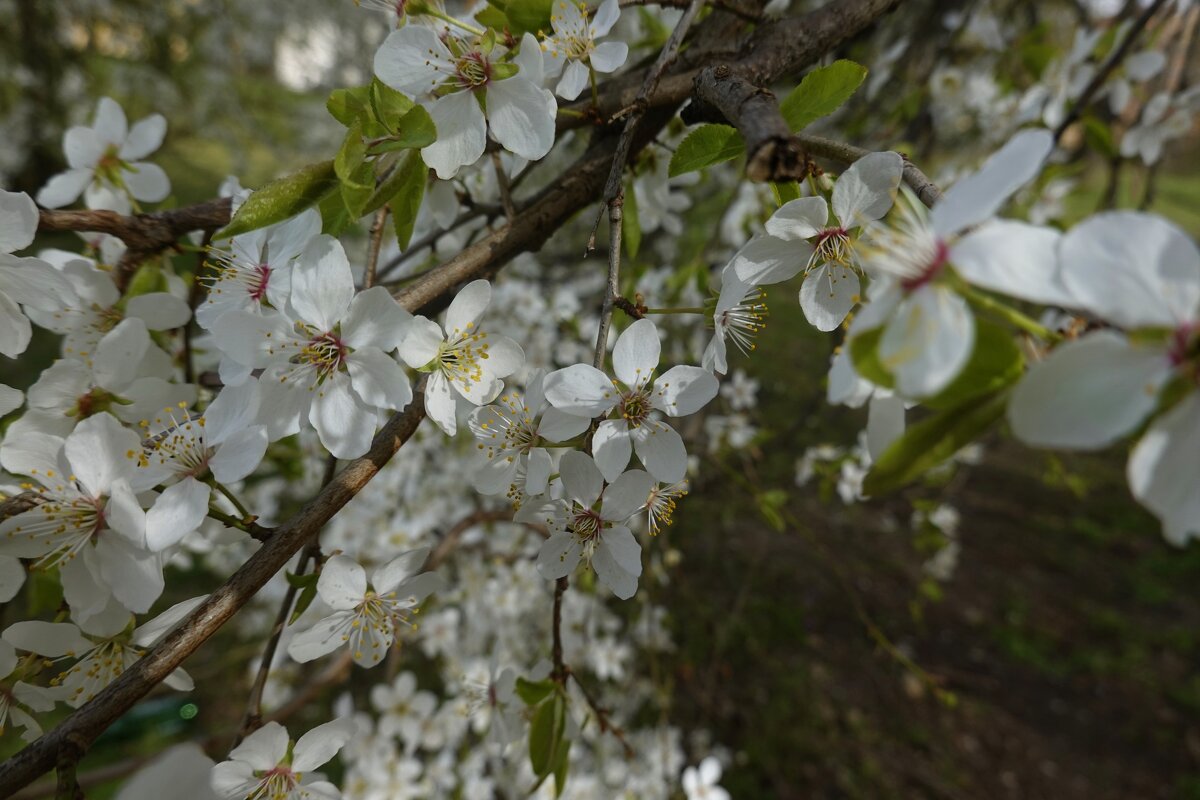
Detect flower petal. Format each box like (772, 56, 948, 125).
(559, 449, 604, 506)
(652, 365, 718, 417)
(765, 196, 828, 241)
(832, 151, 902, 226)
(487, 78, 556, 162)
(613, 319, 661, 388)
(631, 421, 687, 483)
(544, 364, 619, 417)
(951, 220, 1071, 306)
(537, 531, 583, 580)
(1127, 392, 1200, 546)
(291, 236, 355, 331)
(422, 91, 487, 180)
(592, 419, 633, 483)
(879, 286, 975, 398)
(799, 264, 860, 332)
(145, 477, 210, 551)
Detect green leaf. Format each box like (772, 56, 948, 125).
(124, 263, 168, 299)
(284, 571, 319, 589)
(383, 152, 428, 249)
(863, 389, 1009, 495)
(780, 60, 868, 132)
(847, 326, 895, 389)
(335, 123, 367, 184)
(553, 737, 572, 796)
(923, 319, 1023, 410)
(217, 161, 339, 239)
(668, 124, 746, 177)
(772, 181, 801, 204)
(505, 0, 554, 35)
(319, 188, 354, 236)
(529, 691, 566, 778)
(622, 179, 642, 259)
(327, 86, 370, 127)
(370, 78, 415, 133)
(516, 677, 557, 706)
(476, 4, 510, 31)
(289, 582, 319, 625)
(368, 106, 438, 154)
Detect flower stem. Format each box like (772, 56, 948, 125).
(212, 480, 253, 522)
(962, 288, 1062, 343)
(426, 8, 485, 36)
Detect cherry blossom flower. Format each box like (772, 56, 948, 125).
(528, 451, 652, 599)
(1009, 211, 1200, 545)
(213, 235, 412, 458)
(0, 639, 56, 741)
(826, 348, 905, 459)
(197, 208, 321, 331)
(701, 265, 768, 376)
(682, 756, 731, 800)
(211, 719, 356, 800)
(541, 0, 629, 100)
(544, 319, 718, 482)
(370, 671, 439, 752)
(287, 549, 445, 667)
(373, 25, 556, 178)
(2, 596, 204, 707)
(0, 190, 74, 359)
(0, 413, 164, 619)
(734, 151, 903, 331)
(847, 129, 1063, 397)
(398, 279, 523, 436)
(467, 369, 589, 505)
(37, 97, 170, 213)
(137, 381, 269, 549)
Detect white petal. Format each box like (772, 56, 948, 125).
(310, 374, 374, 459)
(372, 547, 431, 593)
(592, 529, 639, 599)
(422, 91, 487, 180)
(36, 169, 93, 209)
(601, 469, 653, 521)
(1008, 331, 1170, 449)
(591, 0, 621, 36)
(93, 535, 163, 614)
(444, 279, 492, 335)
(0, 190, 39, 252)
(1127, 392, 1200, 546)
(827, 348, 872, 408)
(515, 33, 545, 86)
(291, 236, 355, 331)
(799, 263, 860, 331)
(1058, 211, 1200, 329)
(951, 221, 1071, 306)
(731, 233, 810, 286)
(66, 413, 140, 497)
(126, 293, 191, 330)
(765, 196, 828, 241)
(652, 365, 718, 416)
(2, 622, 91, 657)
(204, 380, 262, 445)
(318, 555, 368, 610)
(373, 25, 455, 96)
(0, 555, 25, 602)
(286, 612, 350, 664)
(590, 40, 627, 73)
(93, 98, 129, 145)
(592, 419, 633, 482)
(879, 286, 975, 398)
(486, 78, 556, 161)
(64, 127, 104, 170)
(537, 407, 591, 441)
(631, 421, 687, 483)
(613, 319, 661, 387)
(930, 129, 1054, 236)
(832, 151, 903, 226)
(560, 449, 605, 506)
(228, 721, 289, 770)
(105, 479, 148, 545)
(120, 115, 167, 161)
(526, 448, 553, 496)
(0, 293, 31, 358)
(424, 370, 458, 435)
(122, 163, 171, 203)
(342, 286, 412, 352)
(544, 364, 619, 416)
(293, 717, 356, 772)
(556, 60, 590, 101)
(537, 532, 582, 580)
(132, 595, 207, 646)
(397, 315, 444, 369)
(145, 477, 210, 551)
(348, 348, 411, 410)
(94, 318, 151, 391)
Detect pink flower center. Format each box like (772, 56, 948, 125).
(900, 239, 949, 292)
(248, 263, 271, 302)
(1168, 322, 1200, 382)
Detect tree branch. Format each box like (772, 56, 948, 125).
(796, 132, 943, 207)
(685, 64, 810, 182)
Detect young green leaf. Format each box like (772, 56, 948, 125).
(515, 677, 557, 706)
(780, 60, 868, 132)
(368, 106, 438, 154)
(327, 86, 370, 127)
(529, 691, 567, 778)
(381, 151, 428, 249)
(370, 78, 416, 133)
(863, 389, 1009, 495)
(505, 0, 554, 35)
(668, 124, 746, 177)
(216, 160, 339, 239)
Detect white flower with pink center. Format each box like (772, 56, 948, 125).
(212, 235, 412, 459)
(211, 719, 356, 800)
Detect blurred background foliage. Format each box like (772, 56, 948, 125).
(2, 0, 1200, 798)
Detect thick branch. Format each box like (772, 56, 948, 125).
(37, 199, 232, 290)
(686, 65, 809, 182)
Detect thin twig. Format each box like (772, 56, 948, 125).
(569, 671, 636, 758)
(589, 0, 706, 250)
(1053, 0, 1172, 140)
(551, 577, 569, 684)
(491, 151, 517, 221)
(364, 207, 389, 290)
(795, 132, 943, 207)
(183, 230, 213, 386)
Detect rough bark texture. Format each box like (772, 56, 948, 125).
(686, 65, 809, 182)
